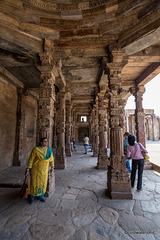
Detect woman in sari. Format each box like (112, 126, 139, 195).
(25, 137, 54, 204)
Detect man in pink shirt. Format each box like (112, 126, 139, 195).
(127, 135, 148, 191)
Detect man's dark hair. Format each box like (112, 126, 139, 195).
(128, 135, 135, 146)
(124, 132, 130, 136)
(84, 134, 87, 137)
(39, 137, 47, 146)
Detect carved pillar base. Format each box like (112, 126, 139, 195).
(107, 155, 133, 199)
(97, 149, 109, 169)
(55, 147, 66, 169)
(66, 143, 72, 157)
(45, 171, 55, 197)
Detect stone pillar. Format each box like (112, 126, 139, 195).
(134, 86, 146, 147)
(107, 48, 132, 199)
(90, 110, 94, 151)
(97, 91, 109, 169)
(65, 92, 72, 157)
(38, 67, 55, 148)
(38, 67, 55, 197)
(14, 88, 25, 166)
(93, 100, 99, 157)
(55, 90, 66, 169)
(92, 109, 96, 153)
(72, 110, 76, 141)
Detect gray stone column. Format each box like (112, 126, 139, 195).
(55, 90, 66, 169)
(65, 92, 72, 157)
(107, 48, 132, 199)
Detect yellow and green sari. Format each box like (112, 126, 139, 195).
(27, 146, 54, 198)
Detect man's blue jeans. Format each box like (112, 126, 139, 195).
(85, 144, 88, 153)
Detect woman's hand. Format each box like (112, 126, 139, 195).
(50, 167, 54, 173)
(25, 169, 29, 177)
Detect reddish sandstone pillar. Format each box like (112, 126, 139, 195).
(134, 86, 146, 147)
(107, 48, 132, 199)
(97, 91, 109, 169)
(55, 91, 66, 169)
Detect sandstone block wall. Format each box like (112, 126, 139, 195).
(0, 77, 17, 172)
(22, 95, 37, 165)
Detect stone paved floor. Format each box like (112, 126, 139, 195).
(0, 145, 160, 240)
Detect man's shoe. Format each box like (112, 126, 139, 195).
(137, 188, 143, 191)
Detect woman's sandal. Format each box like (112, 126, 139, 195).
(40, 198, 46, 202)
(29, 199, 34, 205)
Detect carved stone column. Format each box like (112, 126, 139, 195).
(134, 86, 146, 147)
(72, 110, 76, 141)
(97, 89, 109, 169)
(93, 97, 99, 157)
(107, 48, 132, 199)
(55, 90, 66, 169)
(38, 67, 55, 148)
(92, 109, 95, 153)
(14, 88, 25, 166)
(65, 92, 72, 157)
(90, 110, 94, 151)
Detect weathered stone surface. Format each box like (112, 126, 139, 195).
(62, 193, 76, 200)
(133, 200, 143, 216)
(69, 230, 87, 240)
(155, 183, 160, 194)
(29, 222, 53, 239)
(73, 212, 97, 227)
(44, 225, 75, 240)
(98, 199, 135, 214)
(88, 231, 109, 240)
(67, 188, 80, 195)
(141, 201, 158, 213)
(74, 198, 101, 216)
(118, 212, 157, 234)
(76, 189, 97, 201)
(60, 199, 78, 210)
(38, 208, 72, 226)
(108, 225, 132, 240)
(130, 234, 155, 240)
(90, 217, 112, 238)
(4, 213, 31, 230)
(99, 207, 119, 225)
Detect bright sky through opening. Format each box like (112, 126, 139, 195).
(125, 73, 160, 117)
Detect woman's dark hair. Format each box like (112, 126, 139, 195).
(128, 135, 135, 146)
(39, 137, 47, 146)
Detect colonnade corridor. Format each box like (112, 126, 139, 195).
(0, 144, 160, 239)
